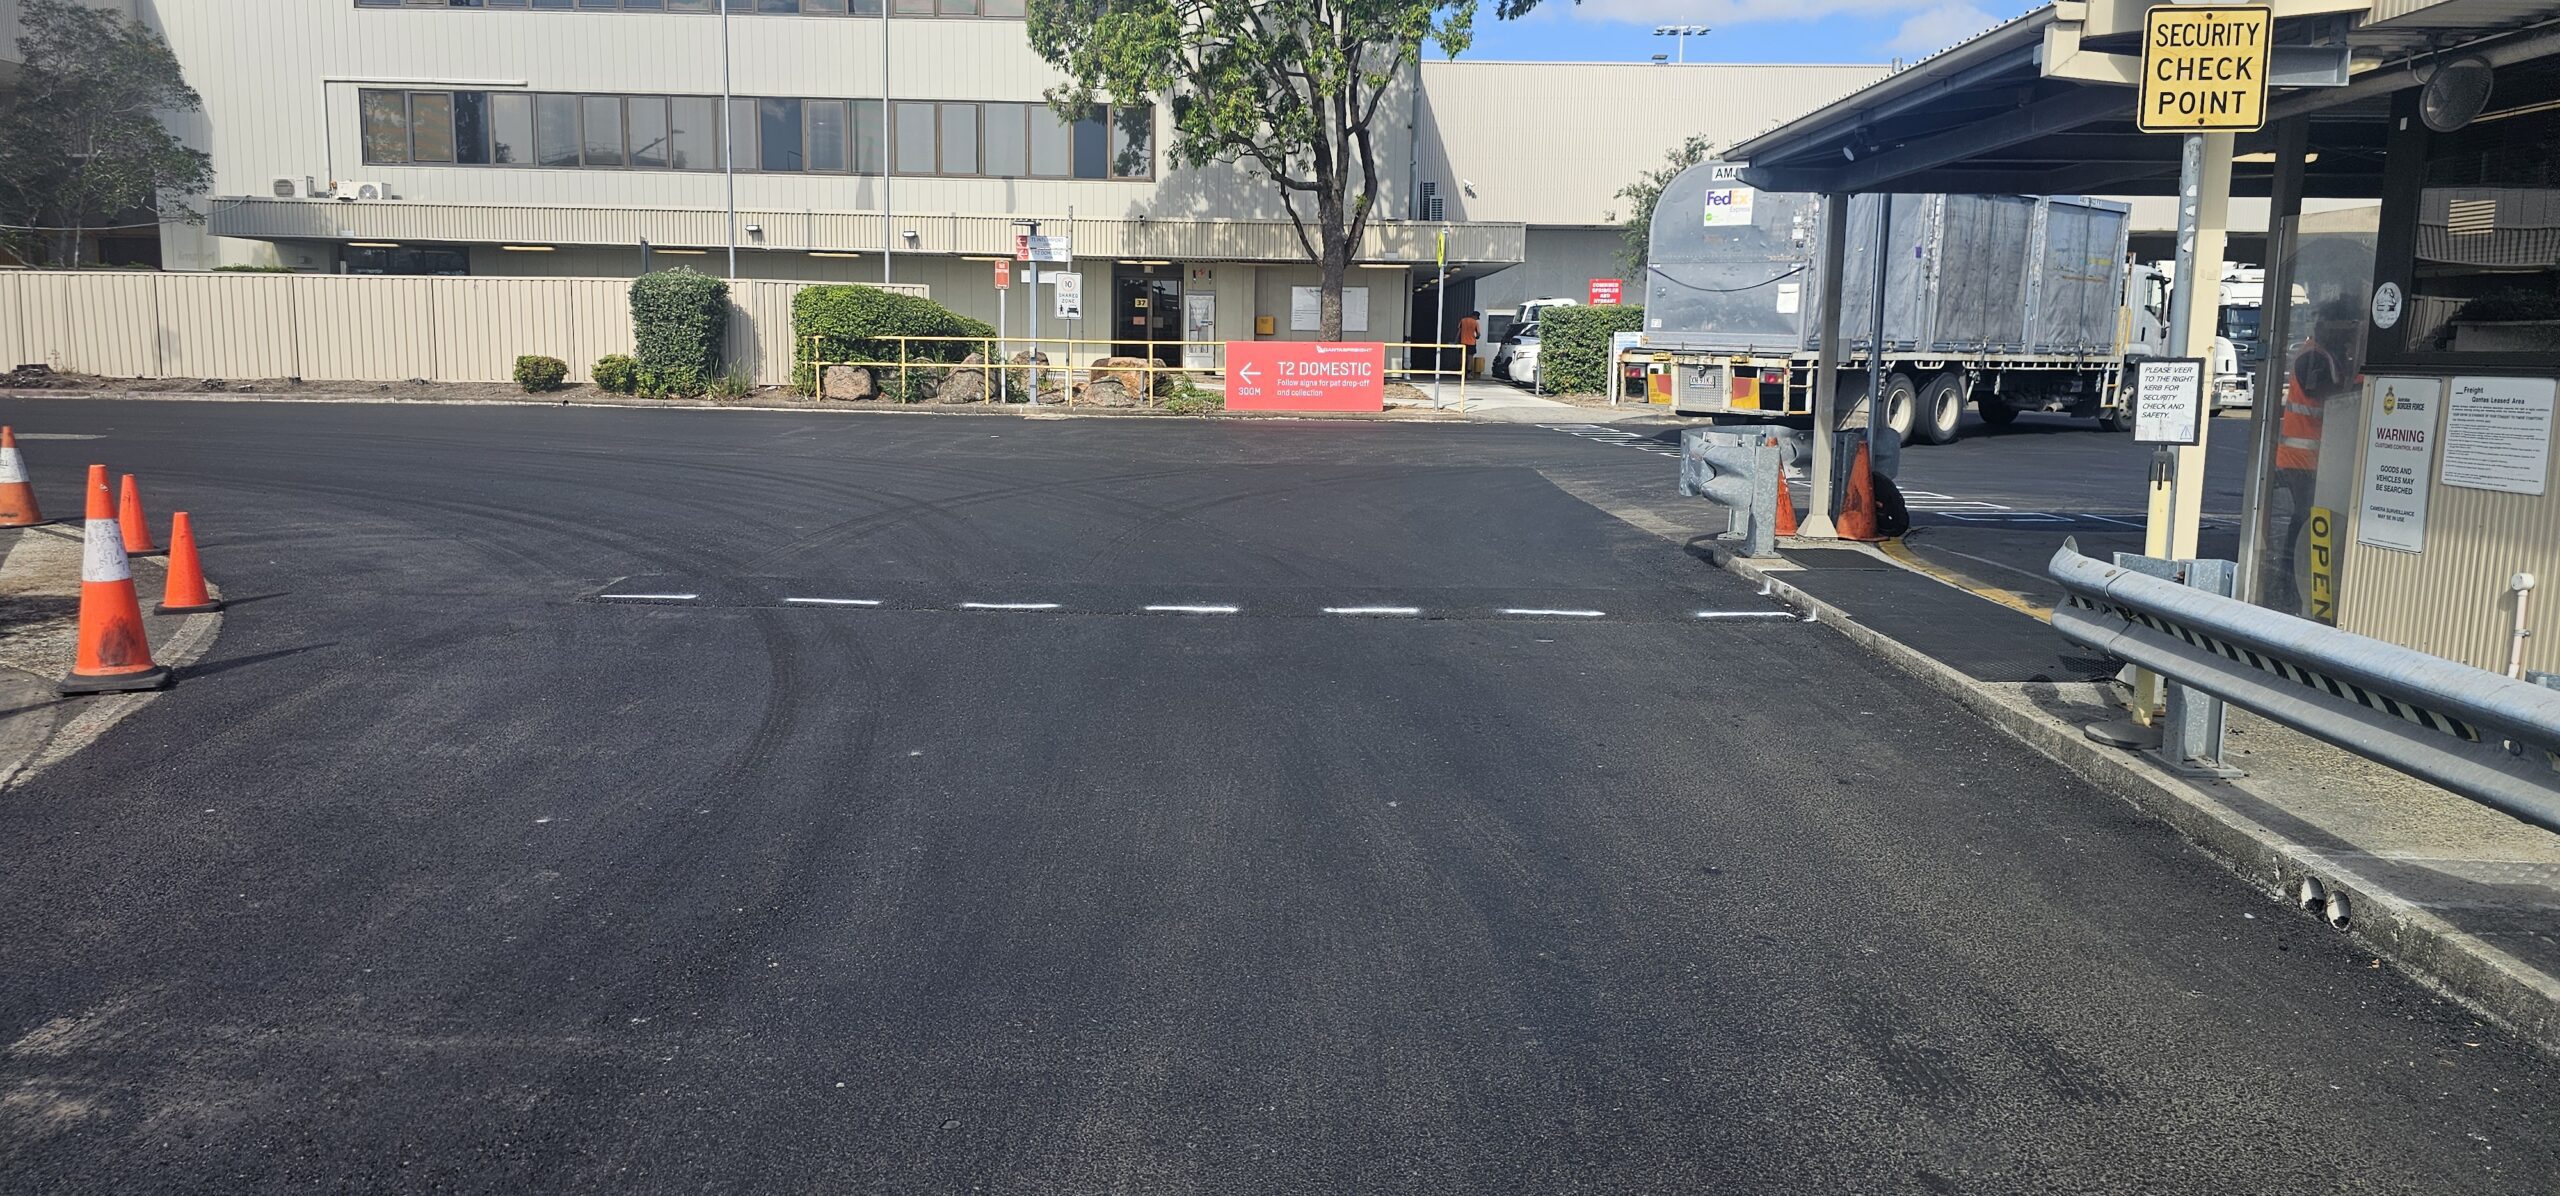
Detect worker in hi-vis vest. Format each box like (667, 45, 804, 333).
(2268, 301, 2360, 618)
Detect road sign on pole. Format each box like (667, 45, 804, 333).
(994, 259, 1010, 290)
(1014, 233, 1030, 261)
(1053, 272, 1083, 320)
(2137, 5, 2272, 133)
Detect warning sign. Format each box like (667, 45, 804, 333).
(2138, 5, 2272, 133)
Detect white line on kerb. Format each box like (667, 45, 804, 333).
(1693, 610, 1795, 620)
(785, 597, 883, 607)
(1500, 608, 1605, 618)
(602, 593, 699, 601)
(1145, 604, 1240, 615)
(1324, 606, 1422, 616)
(961, 602, 1061, 611)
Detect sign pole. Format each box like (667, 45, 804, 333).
(996, 260, 1008, 402)
(1432, 229, 1448, 409)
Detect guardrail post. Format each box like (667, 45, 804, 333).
(2158, 557, 2244, 778)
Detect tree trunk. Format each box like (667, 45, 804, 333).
(1318, 205, 1349, 341)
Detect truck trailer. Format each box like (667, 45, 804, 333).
(1641, 163, 2145, 444)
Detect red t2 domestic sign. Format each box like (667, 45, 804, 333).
(1225, 341, 1385, 412)
(1589, 278, 1625, 305)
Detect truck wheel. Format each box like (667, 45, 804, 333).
(2098, 409, 2132, 432)
(1914, 373, 1966, 445)
(1879, 372, 1919, 446)
(1977, 396, 2020, 427)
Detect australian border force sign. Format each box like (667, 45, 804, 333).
(2138, 6, 2273, 133)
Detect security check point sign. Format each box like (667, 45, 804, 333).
(2133, 358, 2206, 445)
(1225, 341, 1385, 412)
(2138, 5, 2272, 133)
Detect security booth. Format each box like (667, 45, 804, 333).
(1722, 0, 2560, 680)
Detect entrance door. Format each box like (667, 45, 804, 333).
(1113, 266, 1183, 365)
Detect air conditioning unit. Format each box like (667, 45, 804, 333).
(335, 181, 393, 202)
(271, 176, 332, 199)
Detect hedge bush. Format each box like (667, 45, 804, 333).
(791, 285, 995, 393)
(1534, 305, 1648, 394)
(592, 354, 640, 394)
(629, 268, 730, 397)
(514, 355, 568, 393)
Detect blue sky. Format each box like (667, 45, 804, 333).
(1440, 0, 2037, 66)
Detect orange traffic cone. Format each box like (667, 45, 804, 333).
(1774, 470, 1800, 537)
(61, 465, 170, 694)
(156, 512, 221, 615)
(118, 474, 163, 556)
(1836, 440, 1881, 542)
(0, 427, 40, 528)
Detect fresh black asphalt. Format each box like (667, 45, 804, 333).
(0, 399, 2551, 1193)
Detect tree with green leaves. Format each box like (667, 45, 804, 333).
(1614, 132, 1716, 277)
(0, 0, 212, 268)
(1028, 0, 1473, 339)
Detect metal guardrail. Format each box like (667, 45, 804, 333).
(2048, 541, 2560, 830)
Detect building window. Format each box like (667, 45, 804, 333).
(536, 94, 581, 167)
(807, 99, 848, 173)
(671, 96, 719, 169)
(939, 102, 979, 176)
(359, 89, 409, 163)
(759, 97, 804, 171)
(491, 93, 535, 164)
(454, 91, 492, 164)
(409, 92, 457, 162)
(343, 245, 471, 275)
(349, 87, 1150, 181)
(892, 100, 936, 174)
(582, 95, 625, 166)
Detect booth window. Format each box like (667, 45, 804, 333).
(2375, 58, 2560, 366)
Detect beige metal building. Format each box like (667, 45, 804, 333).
(2, 0, 1899, 362)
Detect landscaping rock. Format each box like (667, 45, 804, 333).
(821, 364, 876, 400)
(934, 353, 992, 403)
(1089, 356, 1172, 399)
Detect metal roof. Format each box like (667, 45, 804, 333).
(1723, 0, 2560, 199)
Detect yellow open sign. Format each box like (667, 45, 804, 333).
(2138, 5, 2273, 133)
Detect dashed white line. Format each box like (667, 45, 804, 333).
(1693, 610, 1797, 620)
(1500, 607, 1605, 618)
(961, 601, 1062, 611)
(601, 592, 699, 602)
(785, 597, 883, 607)
(1324, 605, 1423, 616)
(1145, 604, 1241, 615)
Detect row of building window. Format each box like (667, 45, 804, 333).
(356, 0, 1027, 18)
(358, 89, 1153, 180)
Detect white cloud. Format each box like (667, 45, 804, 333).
(1561, 0, 1940, 27)
(1881, 2, 2003, 55)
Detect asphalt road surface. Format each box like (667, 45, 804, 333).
(0, 399, 2551, 1194)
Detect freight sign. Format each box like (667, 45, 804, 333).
(1589, 278, 1625, 305)
(2138, 5, 2272, 133)
(1224, 341, 1385, 412)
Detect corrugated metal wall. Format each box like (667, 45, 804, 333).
(2337, 379, 2560, 676)
(0, 271, 925, 386)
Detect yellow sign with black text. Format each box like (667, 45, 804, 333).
(2138, 5, 2273, 133)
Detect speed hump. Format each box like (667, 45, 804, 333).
(2138, 5, 2273, 133)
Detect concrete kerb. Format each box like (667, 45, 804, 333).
(1704, 544, 2560, 1056)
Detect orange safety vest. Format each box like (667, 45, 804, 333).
(2277, 340, 2341, 472)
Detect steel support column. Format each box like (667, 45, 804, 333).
(1804, 192, 1850, 539)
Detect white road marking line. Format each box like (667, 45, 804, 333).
(785, 597, 883, 607)
(1324, 606, 1422, 616)
(1500, 607, 1605, 618)
(1145, 604, 1240, 615)
(2077, 514, 2147, 528)
(602, 592, 698, 601)
(961, 602, 1061, 611)
(1693, 610, 1797, 620)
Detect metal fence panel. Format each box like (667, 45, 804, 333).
(159, 273, 299, 379)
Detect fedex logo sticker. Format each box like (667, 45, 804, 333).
(1703, 187, 1756, 228)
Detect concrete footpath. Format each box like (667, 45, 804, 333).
(1718, 537, 2560, 1054)
(0, 524, 222, 792)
